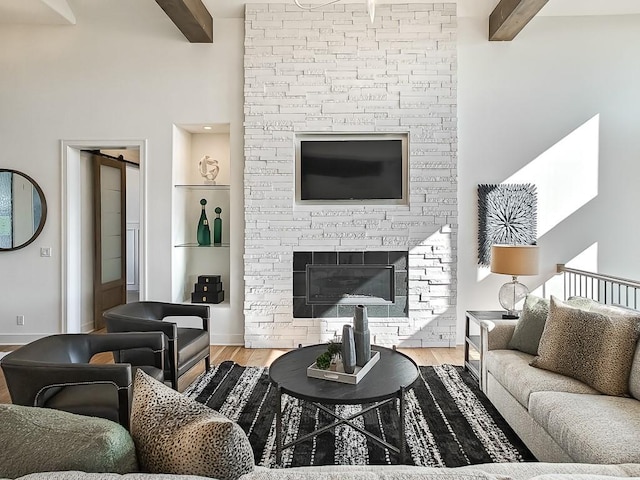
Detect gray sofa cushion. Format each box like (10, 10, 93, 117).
(12, 475, 210, 480)
(528, 391, 640, 464)
(8, 463, 640, 480)
(12, 465, 640, 480)
(529, 476, 639, 480)
(240, 463, 640, 480)
(485, 349, 599, 408)
(0, 404, 138, 479)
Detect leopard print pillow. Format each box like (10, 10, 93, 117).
(531, 296, 640, 396)
(131, 370, 254, 480)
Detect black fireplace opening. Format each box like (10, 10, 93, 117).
(293, 251, 408, 318)
(307, 265, 395, 305)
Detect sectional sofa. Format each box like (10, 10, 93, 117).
(480, 296, 640, 464)
(7, 463, 640, 480)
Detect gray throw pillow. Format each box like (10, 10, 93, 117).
(531, 296, 640, 396)
(508, 295, 603, 356)
(0, 404, 138, 479)
(508, 295, 549, 355)
(130, 370, 255, 480)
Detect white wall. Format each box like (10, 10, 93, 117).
(457, 14, 640, 342)
(0, 0, 244, 343)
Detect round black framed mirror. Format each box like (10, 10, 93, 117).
(0, 169, 47, 251)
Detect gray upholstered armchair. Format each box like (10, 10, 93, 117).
(103, 301, 210, 390)
(0, 332, 165, 427)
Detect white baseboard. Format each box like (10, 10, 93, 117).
(210, 333, 244, 346)
(0, 333, 51, 345)
(0, 333, 245, 347)
(81, 322, 94, 333)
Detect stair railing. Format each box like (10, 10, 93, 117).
(557, 264, 640, 309)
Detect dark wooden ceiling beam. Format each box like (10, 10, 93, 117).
(155, 0, 213, 43)
(489, 0, 549, 41)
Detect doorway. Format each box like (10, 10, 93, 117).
(62, 140, 147, 334)
(84, 150, 140, 330)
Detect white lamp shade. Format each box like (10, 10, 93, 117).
(490, 244, 539, 276)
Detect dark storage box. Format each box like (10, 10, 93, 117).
(198, 275, 221, 284)
(191, 290, 225, 304)
(194, 282, 223, 293)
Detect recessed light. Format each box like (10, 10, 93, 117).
(203, 126, 213, 130)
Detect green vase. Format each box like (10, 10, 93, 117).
(197, 199, 211, 246)
(213, 207, 222, 245)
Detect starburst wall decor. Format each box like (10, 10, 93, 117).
(478, 184, 537, 266)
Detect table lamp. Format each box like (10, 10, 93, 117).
(490, 244, 539, 319)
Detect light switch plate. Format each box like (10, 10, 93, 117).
(40, 247, 52, 257)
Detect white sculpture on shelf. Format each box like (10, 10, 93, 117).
(198, 155, 219, 185)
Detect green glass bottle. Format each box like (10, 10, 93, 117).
(213, 207, 222, 245)
(197, 199, 211, 246)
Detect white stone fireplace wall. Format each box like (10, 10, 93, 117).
(243, 3, 457, 348)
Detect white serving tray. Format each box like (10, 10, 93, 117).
(307, 351, 380, 385)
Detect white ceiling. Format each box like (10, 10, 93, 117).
(1, 0, 640, 25)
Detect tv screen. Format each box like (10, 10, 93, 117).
(298, 137, 406, 203)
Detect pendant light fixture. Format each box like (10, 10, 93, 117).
(293, 0, 376, 23)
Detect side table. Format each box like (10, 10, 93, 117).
(464, 310, 504, 390)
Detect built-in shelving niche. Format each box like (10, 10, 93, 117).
(171, 124, 231, 307)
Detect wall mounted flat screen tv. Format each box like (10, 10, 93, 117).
(295, 133, 409, 205)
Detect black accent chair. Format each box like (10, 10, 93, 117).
(0, 332, 165, 427)
(103, 301, 210, 390)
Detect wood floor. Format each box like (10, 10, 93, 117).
(0, 345, 463, 404)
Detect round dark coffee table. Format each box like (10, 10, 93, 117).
(269, 344, 419, 465)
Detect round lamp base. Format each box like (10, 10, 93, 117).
(498, 278, 529, 318)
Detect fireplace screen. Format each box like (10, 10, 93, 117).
(306, 265, 395, 305)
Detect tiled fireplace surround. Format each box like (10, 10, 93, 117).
(243, 3, 457, 348)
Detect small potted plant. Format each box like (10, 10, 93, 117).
(315, 340, 343, 371)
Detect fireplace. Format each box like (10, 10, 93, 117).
(307, 265, 395, 305)
(293, 251, 408, 318)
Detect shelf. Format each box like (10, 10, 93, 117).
(466, 334, 481, 351)
(465, 359, 480, 381)
(465, 311, 485, 388)
(183, 300, 231, 308)
(174, 243, 230, 248)
(174, 184, 230, 190)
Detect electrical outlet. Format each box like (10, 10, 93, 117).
(17, 315, 25, 326)
(40, 247, 52, 257)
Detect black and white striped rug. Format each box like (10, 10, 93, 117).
(185, 361, 535, 468)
